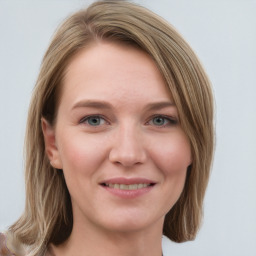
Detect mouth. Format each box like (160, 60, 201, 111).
(99, 178, 156, 198)
(101, 183, 155, 190)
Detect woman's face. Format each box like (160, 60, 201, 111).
(43, 42, 192, 234)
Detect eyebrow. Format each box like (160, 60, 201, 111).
(71, 100, 175, 111)
(71, 100, 113, 111)
(145, 101, 176, 111)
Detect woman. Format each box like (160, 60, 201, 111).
(0, 1, 214, 255)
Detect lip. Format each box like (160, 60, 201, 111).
(99, 177, 156, 199)
(101, 177, 156, 185)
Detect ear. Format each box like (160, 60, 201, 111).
(41, 118, 63, 169)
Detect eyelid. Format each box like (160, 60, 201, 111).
(78, 114, 178, 127)
(79, 115, 109, 125)
(146, 114, 178, 126)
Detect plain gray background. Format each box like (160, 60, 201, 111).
(0, 0, 256, 255)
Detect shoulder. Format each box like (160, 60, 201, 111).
(0, 232, 15, 256)
(0, 232, 28, 256)
(0, 232, 53, 256)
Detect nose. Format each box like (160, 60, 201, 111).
(109, 124, 147, 167)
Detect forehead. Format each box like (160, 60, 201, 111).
(60, 41, 173, 108)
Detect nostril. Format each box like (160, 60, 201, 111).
(108, 139, 147, 167)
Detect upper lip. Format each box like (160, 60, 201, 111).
(100, 177, 156, 185)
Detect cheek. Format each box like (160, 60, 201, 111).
(150, 133, 192, 175)
(149, 133, 191, 210)
(56, 132, 108, 177)
(56, 132, 109, 203)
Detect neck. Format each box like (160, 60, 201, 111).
(51, 217, 164, 256)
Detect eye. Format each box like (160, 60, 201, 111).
(152, 116, 166, 126)
(148, 115, 178, 127)
(80, 115, 107, 126)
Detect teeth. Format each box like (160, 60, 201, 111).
(105, 183, 150, 190)
(120, 184, 128, 190)
(138, 184, 144, 189)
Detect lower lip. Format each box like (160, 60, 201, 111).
(101, 185, 154, 199)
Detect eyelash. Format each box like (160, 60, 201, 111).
(79, 115, 108, 126)
(146, 115, 178, 127)
(79, 114, 178, 128)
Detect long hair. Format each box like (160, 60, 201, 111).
(9, 1, 214, 255)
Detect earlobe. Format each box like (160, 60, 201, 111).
(41, 118, 63, 169)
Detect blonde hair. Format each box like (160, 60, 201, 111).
(9, 1, 214, 255)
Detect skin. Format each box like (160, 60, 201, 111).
(42, 42, 192, 256)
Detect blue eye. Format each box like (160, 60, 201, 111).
(81, 116, 106, 126)
(149, 115, 177, 127)
(152, 116, 166, 126)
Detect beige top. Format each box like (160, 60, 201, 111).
(0, 233, 54, 256)
(0, 233, 14, 256)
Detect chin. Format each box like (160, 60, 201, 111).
(99, 212, 163, 234)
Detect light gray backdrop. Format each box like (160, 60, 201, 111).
(0, 1, 255, 255)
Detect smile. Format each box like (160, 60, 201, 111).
(102, 183, 152, 190)
(100, 178, 156, 198)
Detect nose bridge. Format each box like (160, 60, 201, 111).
(109, 121, 146, 166)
